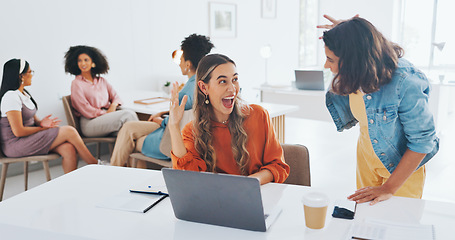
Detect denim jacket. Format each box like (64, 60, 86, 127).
(325, 58, 439, 173)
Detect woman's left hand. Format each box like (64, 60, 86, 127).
(347, 185, 393, 205)
(168, 81, 187, 127)
(152, 116, 164, 125)
(148, 113, 164, 124)
(40, 115, 61, 128)
(106, 101, 119, 113)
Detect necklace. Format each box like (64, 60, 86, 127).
(222, 120, 228, 124)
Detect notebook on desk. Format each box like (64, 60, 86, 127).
(162, 168, 282, 232)
(294, 70, 325, 90)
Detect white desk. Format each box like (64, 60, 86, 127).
(257, 86, 332, 122)
(0, 165, 453, 239)
(119, 90, 170, 116)
(259, 82, 455, 129)
(251, 102, 299, 143)
(119, 90, 298, 143)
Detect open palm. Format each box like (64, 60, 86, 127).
(40, 115, 61, 128)
(168, 81, 187, 127)
(317, 14, 359, 30)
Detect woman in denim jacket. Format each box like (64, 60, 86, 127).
(320, 16, 439, 205)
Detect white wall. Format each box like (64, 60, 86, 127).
(318, 0, 397, 38)
(0, 0, 300, 123)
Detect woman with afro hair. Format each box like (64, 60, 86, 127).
(64, 45, 138, 138)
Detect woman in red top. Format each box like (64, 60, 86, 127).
(169, 54, 289, 184)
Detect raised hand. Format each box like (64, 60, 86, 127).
(40, 115, 61, 128)
(317, 14, 359, 30)
(168, 81, 188, 127)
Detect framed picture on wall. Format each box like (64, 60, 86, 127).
(262, 0, 277, 19)
(209, 2, 237, 38)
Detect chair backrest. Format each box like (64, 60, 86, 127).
(62, 95, 82, 134)
(282, 144, 311, 186)
(159, 109, 194, 158)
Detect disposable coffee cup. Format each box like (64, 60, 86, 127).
(302, 192, 329, 229)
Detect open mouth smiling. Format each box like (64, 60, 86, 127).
(222, 95, 235, 108)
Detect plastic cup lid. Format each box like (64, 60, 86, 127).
(302, 192, 329, 207)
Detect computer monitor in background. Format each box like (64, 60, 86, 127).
(294, 70, 325, 91)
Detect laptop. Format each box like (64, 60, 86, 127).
(294, 70, 325, 90)
(162, 168, 282, 232)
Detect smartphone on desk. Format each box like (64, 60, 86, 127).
(332, 199, 356, 220)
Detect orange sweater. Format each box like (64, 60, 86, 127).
(171, 104, 290, 183)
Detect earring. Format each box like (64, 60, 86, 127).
(21, 80, 24, 85)
(91, 63, 96, 68)
(204, 94, 209, 105)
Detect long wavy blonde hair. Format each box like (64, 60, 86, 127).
(193, 54, 251, 174)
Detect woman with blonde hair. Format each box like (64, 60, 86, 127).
(169, 54, 289, 184)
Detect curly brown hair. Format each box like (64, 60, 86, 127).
(64, 45, 109, 78)
(323, 17, 403, 95)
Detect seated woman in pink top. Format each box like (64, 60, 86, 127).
(64, 46, 138, 137)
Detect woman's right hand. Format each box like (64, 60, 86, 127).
(168, 81, 187, 127)
(317, 14, 359, 30)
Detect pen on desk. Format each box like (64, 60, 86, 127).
(143, 195, 168, 213)
(129, 189, 169, 196)
(351, 236, 372, 240)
